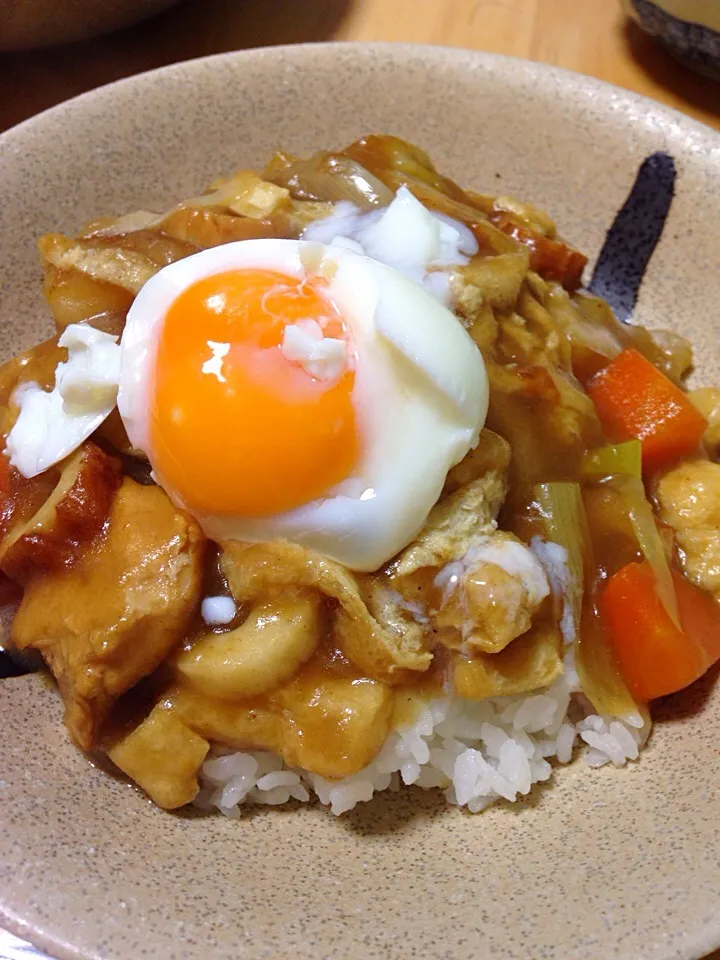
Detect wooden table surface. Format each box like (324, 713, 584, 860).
(0, 0, 718, 135)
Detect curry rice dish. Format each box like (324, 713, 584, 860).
(2, 135, 719, 816)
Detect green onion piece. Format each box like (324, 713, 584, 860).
(534, 481, 640, 718)
(578, 606, 646, 720)
(617, 476, 681, 628)
(534, 482, 589, 635)
(582, 440, 642, 480)
(582, 440, 681, 631)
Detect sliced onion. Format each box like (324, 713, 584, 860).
(268, 153, 395, 211)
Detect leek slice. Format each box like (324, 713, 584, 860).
(582, 440, 680, 627)
(582, 440, 642, 480)
(534, 480, 640, 717)
(618, 476, 681, 628)
(535, 482, 588, 637)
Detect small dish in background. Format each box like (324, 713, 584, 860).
(623, 0, 720, 79)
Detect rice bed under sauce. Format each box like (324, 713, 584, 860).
(195, 676, 651, 817)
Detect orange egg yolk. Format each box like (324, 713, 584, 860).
(151, 268, 358, 517)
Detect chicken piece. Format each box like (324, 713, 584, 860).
(168, 684, 284, 755)
(0, 443, 121, 584)
(376, 430, 517, 646)
(434, 532, 550, 653)
(452, 622, 563, 699)
(12, 479, 205, 749)
(175, 588, 320, 700)
(220, 540, 432, 683)
(656, 459, 720, 600)
(365, 431, 547, 661)
(107, 702, 209, 809)
(150, 652, 394, 786)
(275, 670, 393, 779)
(689, 387, 720, 459)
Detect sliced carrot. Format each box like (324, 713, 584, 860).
(600, 561, 720, 701)
(587, 349, 707, 471)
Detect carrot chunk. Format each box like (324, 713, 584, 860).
(600, 561, 720, 701)
(587, 349, 707, 470)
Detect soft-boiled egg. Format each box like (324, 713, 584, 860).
(119, 234, 487, 571)
(6, 188, 488, 571)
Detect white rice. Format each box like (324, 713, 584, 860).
(195, 676, 652, 818)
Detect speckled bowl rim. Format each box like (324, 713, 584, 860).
(1, 42, 719, 960)
(5, 40, 720, 141)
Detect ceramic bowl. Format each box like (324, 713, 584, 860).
(0, 0, 180, 51)
(623, 0, 720, 78)
(0, 43, 719, 960)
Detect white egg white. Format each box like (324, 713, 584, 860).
(303, 185, 479, 303)
(6, 323, 120, 478)
(119, 233, 488, 572)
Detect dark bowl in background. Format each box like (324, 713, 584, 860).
(624, 0, 720, 79)
(0, 0, 181, 51)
